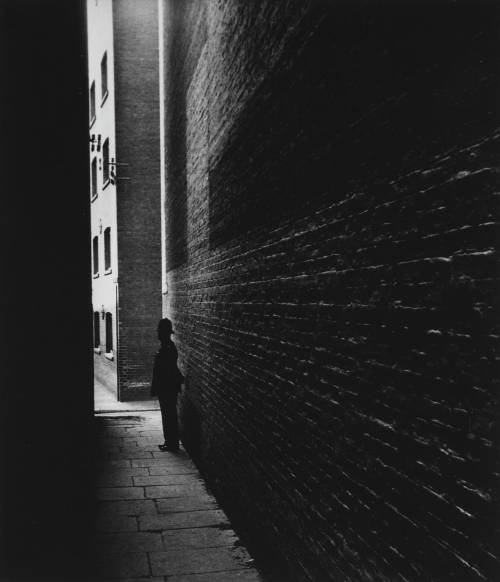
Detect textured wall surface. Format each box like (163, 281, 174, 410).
(162, 1, 499, 580)
(114, 0, 162, 400)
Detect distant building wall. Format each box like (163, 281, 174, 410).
(87, 0, 119, 391)
(87, 0, 161, 401)
(161, 1, 499, 580)
(113, 0, 162, 400)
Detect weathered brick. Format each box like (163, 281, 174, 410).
(160, 1, 500, 580)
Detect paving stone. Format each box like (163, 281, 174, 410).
(122, 443, 164, 453)
(148, 465, 199, 476)
(98, 486, 145, 500)
(120, 437, 141, 445)
(97, 473, 133, 487)
(100, 459, 132, 469)
(145, 484, 206, 499)
(96, 514, 138, 532)
(168, 571, 263, 582)
(157, 498, 218, 513)
(132, 458, 195, 468)
(152, 450, 191, 459)
(98, 499, 158, 516)
(133, 474, 199, 487)
(162, 526, 238, 549)
(150, 546, 251, 576)
(95, 552, 150, 578)
(96, 531, 164, 553)
(93, 413, 261, 582)
(105, 467, 150, 477)
(139, 509, 229, 531)
(138, 430, 164, 437)
(108, 451, 154, 460)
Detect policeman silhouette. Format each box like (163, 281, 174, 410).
(151, 318, 184, 451)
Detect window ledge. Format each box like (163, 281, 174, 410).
(104, 351, 114, 361)
(93, 347, 101, 355)
(101, 90, 109, 107)
(103, 178, 111, 190)
(104, 267, 112, 275)
(91, 193, 98, 202)
(89, 115, 96, 130)
(93, 272, 99, 279)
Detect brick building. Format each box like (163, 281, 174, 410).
(87, 0, 161, 401)
(158, 1, 499, 580)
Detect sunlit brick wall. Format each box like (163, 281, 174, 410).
(114, 0, 162, 400)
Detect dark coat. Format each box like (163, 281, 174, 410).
(151, 340, 184, 397)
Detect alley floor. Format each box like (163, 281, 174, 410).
(93, 410, 264, 582)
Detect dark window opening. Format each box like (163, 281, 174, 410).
(104, 227, 111, 270)
(90, 81, 96, 121)
(102, 138, 109, 184)
(93, 312, 100, 348)
(101, 52, 108, 100)
(92, 235, 99, 274)
(105, 312, 113, 353)
(91, 157, 97, 198)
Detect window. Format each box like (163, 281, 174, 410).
(91, 158, 97, 199)
(93, 312, 100, 348)
(89, 81, 96, 122)
(92, 236, 99, 275)
(101, 51, 108, 101)
(102, 138, 109, 184)
(104, 227, 111, 271)
(105, 312, 113, 353)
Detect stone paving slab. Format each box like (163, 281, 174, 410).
(133, 473, 199, 487)
(93, 411, 263, 581)
(95, 552, 150, 578)
(157, 497, 218, 513)
(131, 458, 197, 469)
(144, 483, 207, 499)
(162, 526, 238, 549)
(148, 465, 199, 476)
(168, 571, 263, 582)
(96, 514, 138, 532)
(97, 473, 134, 487)
(95, 531, 164, 553)
(98, 499, 158, 516)
(150, 546, 252, 576)
(98, 486, 145, 500)
(139, 509, 229, 532)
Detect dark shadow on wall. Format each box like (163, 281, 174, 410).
(178, 388, 202, 464)
(164, 0, 207, 271)
(0, 0, 95, 579)
(208, 0, 499, 247)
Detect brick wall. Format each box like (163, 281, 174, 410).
(162, 1, 499, 579)
(114, 0, 162, 400)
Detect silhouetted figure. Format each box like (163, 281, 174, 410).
(151, 318, 184, 452)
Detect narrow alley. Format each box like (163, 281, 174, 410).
(1, 0, 498, 581)
(93, 411, 263, 581)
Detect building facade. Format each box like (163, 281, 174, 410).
(158, 1, 499, 581)
(87, 0, 161, 401)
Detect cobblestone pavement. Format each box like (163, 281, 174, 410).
(93, 411, 264, 582)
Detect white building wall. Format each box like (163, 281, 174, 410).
(87, 0, 119, 372)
